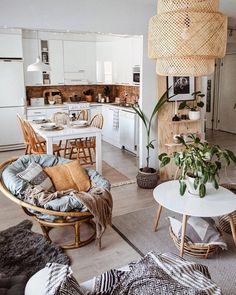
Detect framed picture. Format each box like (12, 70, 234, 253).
(167, 76, 195, 101)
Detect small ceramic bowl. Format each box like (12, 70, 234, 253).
(48, 100, 55, 105)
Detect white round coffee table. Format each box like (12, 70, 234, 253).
(153, 180, 236, 257)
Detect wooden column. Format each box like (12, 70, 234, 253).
(157, 76, 203, 180)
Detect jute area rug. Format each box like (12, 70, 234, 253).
(112, 207, 236, 295)
(91, 161, 136, 187)
(0, 220, 69, 278)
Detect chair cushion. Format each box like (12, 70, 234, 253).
(2, 155, 69, 198)
(17, 162, 55, 192)
(44, 160, 91, 192)
(169, 216, 227, 250)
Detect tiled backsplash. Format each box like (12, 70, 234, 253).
(26, 84, 139, 105)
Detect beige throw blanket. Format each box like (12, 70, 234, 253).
(24, 186, 113, 247)
(75, 188, 113, 248)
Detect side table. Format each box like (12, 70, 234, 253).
(153, 180, 236, 257)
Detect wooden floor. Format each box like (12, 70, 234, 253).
(0, 129, 235, 282)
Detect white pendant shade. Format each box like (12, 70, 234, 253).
(27, 57, 51, 72)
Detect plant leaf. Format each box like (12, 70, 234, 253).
(179, 181, 187, 196)
(178, 101, 187, 110)
(197, 101, 204, 108)
(194, 178, 199, 190)
(225, 149, 236, 163)
(199, 183, 206, 198)
(160, 156, 170, 167)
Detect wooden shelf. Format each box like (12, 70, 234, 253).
(172, 119, 201, 124)
(165, 141, 194, 147)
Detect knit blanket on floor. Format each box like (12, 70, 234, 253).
(92, 252, 221, 295)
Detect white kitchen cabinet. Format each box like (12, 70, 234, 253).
(48, 40, 64, 85)
(23, 38, 43, 86)
(0, 29, 23, 58)
(119, 109, 137, 153)
(131, 37, 142, 68)
(96, 42, 113, 83)
(63, 41, 96, 84)
(102, 105, 121, 148)
(112, 38, 133, 85)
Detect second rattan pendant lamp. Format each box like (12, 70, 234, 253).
(148, 0, 227, 76)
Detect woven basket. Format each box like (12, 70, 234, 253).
(219, 184, 236, 234)
(136, 169, 158, 189)
(169, 226, 220, 259)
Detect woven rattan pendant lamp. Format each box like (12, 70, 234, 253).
(148, 0, 227, 76)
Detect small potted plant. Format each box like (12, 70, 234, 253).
(133, 89, 175, 189)
(103, 86, 111, 103)
(83, 89, 94, 102)
(159, 134, 236, 197)
(178, 91, 205, 120)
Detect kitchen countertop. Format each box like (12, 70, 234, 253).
(27, 104, 68, 109)
(27, 102, 135, 112)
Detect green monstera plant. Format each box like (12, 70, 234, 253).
(159, 134, 236, 197)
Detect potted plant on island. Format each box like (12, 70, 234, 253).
(83, 89, 94, 102)
(178, 91, 205, 120)
(133, 89, 175, 189)
(159, 134, 236, 197)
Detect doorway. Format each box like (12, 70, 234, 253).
(212, 54, 236, 134)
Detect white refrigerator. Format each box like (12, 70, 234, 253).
(0, 60, 26, 151)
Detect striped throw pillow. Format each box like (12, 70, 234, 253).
(17, 162, 55, 192)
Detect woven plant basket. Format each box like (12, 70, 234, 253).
(219, 183, 236, 234)
(136, 168, 158, 189)
(169, 226, 220, 259)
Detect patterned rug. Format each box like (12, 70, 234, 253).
(0, 220, 70, 278)
(112, 207, 236, 295)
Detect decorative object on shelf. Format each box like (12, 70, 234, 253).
(167, 76, 195, 101)
(103, 86, 111, 102)
(178, 91, 205, 120)
(27, 32, 51, 72)
(133, 89, 175, 189)
(148, 0, 227, 76)
(83, 89, 94, 102)
(159, 134, 236, 197)
(172, 114, 180, 122)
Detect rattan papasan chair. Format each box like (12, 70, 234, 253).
(0, 155, 110, 249)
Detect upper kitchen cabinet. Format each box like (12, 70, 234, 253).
(131, 37, 142, 68)
(48, 40, 64, 85)
(96, 42, 113, 84)
(113, 38, 133, 85)
(22, 38, 43, 86)
(0, 29, 23, 58)
(63, 41, 96, 84)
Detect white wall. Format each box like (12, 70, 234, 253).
(0, 0, 158, 168)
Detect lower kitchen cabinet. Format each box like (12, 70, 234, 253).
(119, 109, 137, 154)
(102, 106, 121, 148)
(102, 105, 138, 154)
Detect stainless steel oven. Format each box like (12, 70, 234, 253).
(132, 65, 140, 85)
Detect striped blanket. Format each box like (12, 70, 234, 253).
(45, 252, 221, 295)
(92, 252, 221, 295)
